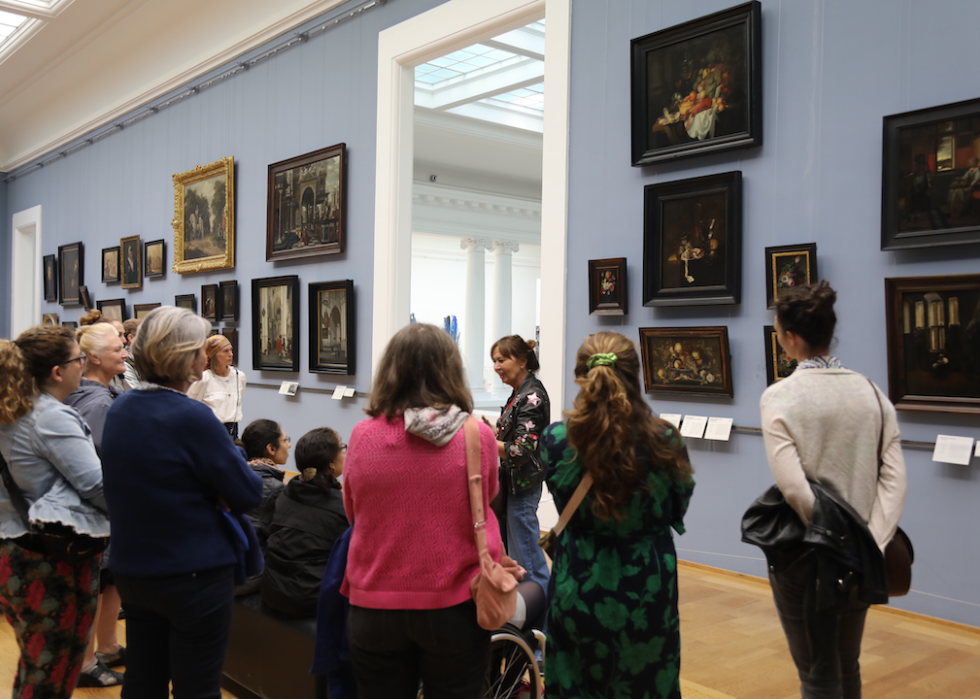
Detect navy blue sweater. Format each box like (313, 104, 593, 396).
(101, 388, 263, 577)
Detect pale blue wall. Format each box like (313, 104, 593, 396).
(565, 0, 980, 626)
(3, 0, 980, 626)
(0, 179, 7, 335)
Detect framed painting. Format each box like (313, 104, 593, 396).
(58, 242, 83, 306)
(252, 275, 300, 372)
(144, 239, 166, 279)
(219, 280, 238, 322)
(102, 246, 120, 284)
(882, 98, 980, 250)
(885, 273, 980, 414)
(588, 258, 628, 316)
(201, 284, 219, 323)
(639, 326, 733, 398)
(764, 325, 798, 386)
(643, 171, 742, 306)
(120, 235, 142, 290)
(42, 313, 59, 326)
(62, 321, 77, 331)
(175, 293, 197, 313)
(134, 303, 161, 320)
(172, 156, 235, 274)
(765, 243, 818, 309)
(630, 1, 762, 167)
(79, 286, 92, 311)
(43, 254, 58, 301)
(267, 144, 346, 261)
(222, 327, 239, 365)
(97, 298, 127, 323)
(309, 280, 355, 375)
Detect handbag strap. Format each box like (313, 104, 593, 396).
(463, 418, 490, 558)
(551, 471, 593, 540)
(0, 451, 32, 526)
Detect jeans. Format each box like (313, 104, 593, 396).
(504, 483, 550, 590)
(115, 565, 235, 699)
(769, 551, 869, 699)
(348, 601, 490, 699)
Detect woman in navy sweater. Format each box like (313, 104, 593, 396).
(101, 306, 262, 699)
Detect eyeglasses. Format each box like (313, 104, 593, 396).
(340, 443, 348, 453)
(59, 354, 87, 367)
(282, 436, 291, 444)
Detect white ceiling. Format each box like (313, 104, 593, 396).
(0, 0, 542, 195)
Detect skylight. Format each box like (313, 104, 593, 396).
(0, 8, 29, 41)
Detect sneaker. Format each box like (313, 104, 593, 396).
(95, 644, 126, 668)
(76, 659, 124, 687)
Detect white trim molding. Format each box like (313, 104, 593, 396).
(372, 0, 570, 421)
(10, 205, 42, 338)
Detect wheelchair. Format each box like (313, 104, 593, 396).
(417, 622, 545, 699)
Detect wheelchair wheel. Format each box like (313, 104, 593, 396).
(483, 627, 542, 699)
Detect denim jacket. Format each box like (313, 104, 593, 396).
(0, 392, 110, 539)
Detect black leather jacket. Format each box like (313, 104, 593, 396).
(497, 373, 550, 495)
(742, 482, 888, 610)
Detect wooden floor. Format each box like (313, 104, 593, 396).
(1, 562, 978, 698)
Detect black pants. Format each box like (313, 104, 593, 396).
(769, 551, 869, 699)
(115, 565, 235, 699)
(348, 600, 490, 699)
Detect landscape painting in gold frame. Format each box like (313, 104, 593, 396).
(172, 157, 235, 274)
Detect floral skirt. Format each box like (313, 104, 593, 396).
(0, 539, 101, 699)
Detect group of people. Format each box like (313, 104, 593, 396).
(0, 280, 908, 699)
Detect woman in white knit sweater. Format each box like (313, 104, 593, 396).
(760, 281, 907, 699)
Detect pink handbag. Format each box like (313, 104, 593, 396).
(463, 418, 524, 630)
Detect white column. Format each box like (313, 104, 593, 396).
(460, 237, 491, 389)
(491, 240, 519, 343)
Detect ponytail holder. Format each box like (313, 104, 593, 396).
(587, 352, 617, 369)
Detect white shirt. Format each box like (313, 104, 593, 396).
(187, 367, 246, 424)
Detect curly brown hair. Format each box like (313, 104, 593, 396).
(565, 332, 693, 521)
(0, 326, 76, 424)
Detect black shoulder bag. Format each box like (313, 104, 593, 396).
(0, 452, 108, 566)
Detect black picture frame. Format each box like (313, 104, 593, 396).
(764, 325, 797, 386)
(588, 258, 628, 316)
(639, 326, 733, 398)
(267, 143, 347, 261)
(765, 243, 818, 309)
(219, 280, 238, 322)
(58, 242, 83, 306)
(884, 273, 980, 415)
(252, 275, 300, 372)
(43, 254, 58, 301)
(102, 246, 120, 284)
(144, 239, 166, 279)
(630, 1, 762, 167)
(222, 327, 239, 365)
(308, 280, 355, 375)
(175, 294, 197, 313)
(643, 171, 742, 307)
(201, 284, 219, 322)
(882, 97, 980, 250)
(134, 303, 161, 320)
(120, 235, 142, 290)
(97, 298, 128, 323)
(62, 321, 77, 331)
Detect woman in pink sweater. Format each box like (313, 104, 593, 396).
(342, 323, 502, 699)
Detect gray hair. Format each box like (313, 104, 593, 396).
(132, 306, 210, 383)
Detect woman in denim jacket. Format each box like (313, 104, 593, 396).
(0, 325, 111, 699)
(488, 334, 551, 590)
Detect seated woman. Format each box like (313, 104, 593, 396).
(240, 419, 290, 548)
(261, 427, 348, 618)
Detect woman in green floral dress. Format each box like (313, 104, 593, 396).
(540, 332, 695, 699)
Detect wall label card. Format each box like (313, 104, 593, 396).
(704, 417, 734, 441)
(680, 415, 708, 439)
(278, 381, 298, 396)
(932, 435, 974, 466)
(331, 385, 347, 400)
(660, 413, 682, 428)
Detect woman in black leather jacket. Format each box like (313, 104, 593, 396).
(487, 335, 550, 590)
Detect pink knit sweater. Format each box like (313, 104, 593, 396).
(341, 416, 502, 610)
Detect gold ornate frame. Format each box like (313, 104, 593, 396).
(172, 157, 235, 274)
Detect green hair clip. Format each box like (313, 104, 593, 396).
(587, 352, 617, 369)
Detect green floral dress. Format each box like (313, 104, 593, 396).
(541, 422, 694, 699)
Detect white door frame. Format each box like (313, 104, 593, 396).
(11, 205, 43, 338)
(371, 0, 572, 419)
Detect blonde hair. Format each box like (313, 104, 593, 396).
(76, 323, 118, 373)
(0, 326, 76, 423)
(565, 332, 693, 521)
(131, 306, 210, 384)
